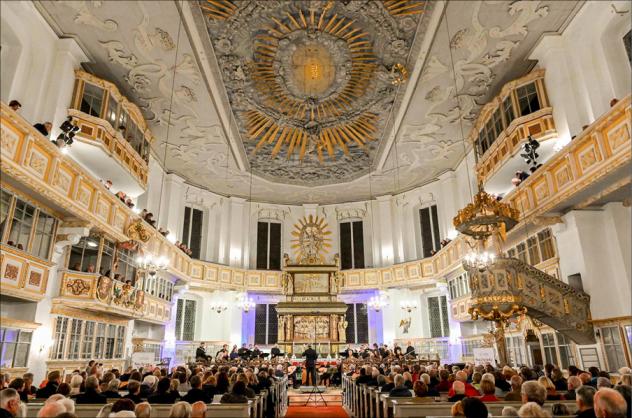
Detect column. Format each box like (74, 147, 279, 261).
(376, 195, 394, 267)
(43, 39, 89, 141)
(28, 226, 89, 382)
(158, 174, 186, 235)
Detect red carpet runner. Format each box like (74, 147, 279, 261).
(285, 406, 349, 418)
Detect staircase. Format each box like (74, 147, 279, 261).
(466, 257, 595, 345)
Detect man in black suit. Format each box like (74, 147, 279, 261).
(302, 345, 318, 386)
(405, 341, 415, 358)
(270, 344, 282, 359)
(35, 371, 61, 399)
(182, 375, 211, 404)
(196, 342, 211, 363)
(389, 375, 412, 398)
(237, 343, 251, 359)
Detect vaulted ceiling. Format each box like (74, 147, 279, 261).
(36, 0, 581, 204)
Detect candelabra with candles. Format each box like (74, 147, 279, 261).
(210, 301, 228, 314)
(236, 293, 256, 313)
(136, 254, 168, 277)
(368, 293, 389, 312)
(400, 301, 418, 313)
(463, 251, 496, 272)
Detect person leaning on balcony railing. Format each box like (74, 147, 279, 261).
(8, 100, 21, 112)
(33, 121, 52, 137)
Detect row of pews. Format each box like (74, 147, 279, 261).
(342, 375, 578, 418)
(25, 377, 288, 418)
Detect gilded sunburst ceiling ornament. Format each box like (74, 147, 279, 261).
(201, 0, 427, 185)
(291, 215, 332, 264)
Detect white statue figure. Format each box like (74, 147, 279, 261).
(278, 316, 285, 341)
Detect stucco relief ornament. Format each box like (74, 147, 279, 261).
(67, 278, 91, 296)
(290, 215, 332, 264)
(126, 219, 151, 243)
(96, 276, 113, 301)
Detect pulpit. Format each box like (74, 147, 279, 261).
(276, 215, 347, 355)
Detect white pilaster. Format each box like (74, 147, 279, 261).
(376, 195, 394, 267)
(228, 197, 246, 267)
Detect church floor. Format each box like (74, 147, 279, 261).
(286, 387, 348, 417)
(285, 406, 349, 418)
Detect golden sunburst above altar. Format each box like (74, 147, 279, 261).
(291, 215, 332, 264)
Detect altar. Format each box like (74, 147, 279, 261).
(276, 215, 348, 355)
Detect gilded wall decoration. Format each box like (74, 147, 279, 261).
(126, 219, 151, 243)
(66, 278, 91, 296)
(4, 264, 20, 282)
(96, 276, 113, 301)
(290, 215, 332, 264)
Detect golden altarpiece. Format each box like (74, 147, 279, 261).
(276, 215, 347, 355)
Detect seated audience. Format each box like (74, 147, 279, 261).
(448, 371, 480, 397)
(101, 379, 121, 399)
(501, 406, 519, 417)
(169, 401, 192, 418)
(521, 380, 547, 406)
(182, 375, 211, 404)
(593, 387, 628, 418)
(461, 397, 488, 418)
(613, 384, 631, 418)
(576, 385, 597, 418)
(75, 376, 106, 404)
(123, 380, 142, 404)
(566, 375, 582, 400)
(220, 381, 248, 403)
(449, 381, 467, 402)
(412, 381, 433, 401)
(33, 122, 52, 137)
(518, 402, 549, 418)
(37, 371, 62, 399)
(0, 388, 20, 418)
(539, 376, 563, 400)
(148, 378, 178, 404)
(478, 379, 499, 402)
(552, 402, 570, 416)
(191, 401, 207, 418)
(388, 374, 412, 398)
(551, 368, 568, 391)
(8, 100, 21, 112)
(504, 375, 523, 401)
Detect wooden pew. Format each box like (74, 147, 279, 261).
(27, 402, 253, 417)
(390, 400, 579, 418)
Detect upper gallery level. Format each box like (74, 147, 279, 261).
(68, 71, 152, 196)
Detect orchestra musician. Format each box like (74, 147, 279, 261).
(215, 344, 229, 361)
(229, 344, 239, 360)
(270, 344, 282, 359)
(360, 344, 371, 359)
(237, 343, 251, 359)
(302, 344, 318, 386)
(393, 343, 403, 357)
(195, 342, 211, 363)
(252, 345, 262, 359)
(405, 341, 416, 358)
(379, 343, 391, 358)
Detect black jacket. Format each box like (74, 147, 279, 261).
(303, 348, 318, 367)
(220, 393, 248, 403)
(196, 346, 209, 359)
(101, 390, 121, 399)
(75, 389, 107, 404)
(182, 388, 211, 404)
(0, 408, 14, 418)
(35, 381, 59, 399)
(124, 393, 143, 404)
(448, 394, 466, 402)
(389, 387, 412, 397)
(380, 383, 395, 393)
(271, 347, 282, 357)
(148, 391, 179, 404)
(576, 408, 597, 418)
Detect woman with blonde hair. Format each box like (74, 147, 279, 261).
(168, 401, 192, 418)
(450, 400, 464, 417)
(518, 402, 551, 417)
(69, 374, 83, 396)
(538, 376, 562, 400)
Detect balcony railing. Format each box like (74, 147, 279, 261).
(57, 271, 171, 324)
(0, 243, 53, 301)
(503, 95, 631, 221)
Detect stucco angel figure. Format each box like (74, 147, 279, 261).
(400, 317, 412, 334)
(281, 272, 293, 295)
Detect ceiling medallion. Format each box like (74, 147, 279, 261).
(202, 0, 425, 184)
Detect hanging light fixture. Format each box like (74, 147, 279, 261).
(236, 293, 256, 313)
(463, 251, 496, 272)
(400, 300, 418, 313)
(368, 293, 389, 312)
(210, 301, 228, 314)
(136, 254, 169, 277)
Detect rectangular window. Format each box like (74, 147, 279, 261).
(428, 296, 450, 338)
(0, 189, 13, 240)
(0, 328, 32, 368)
(100, 239, 116, 276)
(602, 326, 627, 372)
(105, 94, 119, 128)
(68, 319, 83, 360)
(53, 317, 69, 360)
(542, 333, 557, 366)
(340, 221, 365, 270)
(345, 303, 368, 344)
(69, 236, 101, 273)
(256, 221, 282, 270)
(507, 248, 516, 259)
(115, 248, 138, 283)
(94, 323, 106, 359)
(527, 236, 541, 265)
(8, 199, 35, 250)
(254, 304, 278, 345)
(419, 205, 440, 258)
(502, 95, 515, 127)
(516, 243, 528, 263)
(80, 83, 104, 117)
(176, 299, 197, 341)
(115, 326, 125, 358)
(13, 330, 32, 368)
(557, 333, 575, 369)
(32, 211, 56, 260)
(537, 229, 555, 261)
(477, 130, 488, 155)
(81, 321, 95, 359)
(182, 206, 204, 259)
(105, 324, 116, 359)
(517, 82, 541, 116)
(491, 109, 503, 140)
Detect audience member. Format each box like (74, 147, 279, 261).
(191, 401, 207, 418)
(517, 402, 550, 418)
(566, 375, 582, 400)
(505, 375, 523, 401)
(135, 402, 151, 418)
(388, 374, 412, 398)
(613, 384, 631, 418)
(36, 371, 61, 399)
(576, 385, 597, 418)
(593, 387, 627, 418)
(0, 388, 20, 418)
(449, 381, 467, 402)
(521, 380, 547, 406)
(33, 122, 52, 137)
(75, 376, 106, 404)
(478, 379, 499, 402)
(461, 397, 488, 418)
(220, 381, 248, 403)
(169, 401, 191, 418)
(8, 100, 21, 112)
(501, 406, 519, 417)
(36, 400, 65, 418)
(182, 375, 211, 404)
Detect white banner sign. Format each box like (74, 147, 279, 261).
(473, 347, 496, 366)
(131, 352, 155, 368)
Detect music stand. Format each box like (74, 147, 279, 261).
(304, 317, 327, 407)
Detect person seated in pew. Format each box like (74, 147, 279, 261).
(435, 369, 452, 392)
(380, 374, 395, 393)
(123, 380, 143, 404)
(503, 375, 523, 402)
(101, 378, 122, 399)
(201, 374, 217, 399)
(75, 376, 106, 404)
(220, 381, 248, 404)
(478, 379, 499, 402)
(461, 397, 488, 418)
(419, 374, 439, 397)
(147, 377, 179, 404)
(412, 381, 434, 402)
(402, 372, 413, 389)
(448, 381, 467, 402)
(182, 375, 211, 404)
(388, 374, 412, 398)
(448, 371, 480, 398)
(190, 401, 207, 418)
(355, 366, 372, 385)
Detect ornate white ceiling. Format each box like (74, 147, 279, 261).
(36, 0, 581, 205)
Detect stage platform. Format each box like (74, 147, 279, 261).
(288, 387, 342, 406)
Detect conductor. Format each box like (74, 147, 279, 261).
(302, 344, 318, 386)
